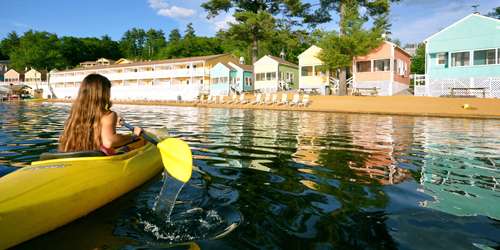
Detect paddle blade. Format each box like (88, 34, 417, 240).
(157, 138, 193, 183)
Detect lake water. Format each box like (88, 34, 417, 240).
(1, 102, 499, 249)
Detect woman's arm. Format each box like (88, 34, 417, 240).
(101, 112, 141, 148)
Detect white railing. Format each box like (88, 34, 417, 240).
(49, 68, 208, 84)
(40, 83, 203, 101)
(416, 77, 500, 98)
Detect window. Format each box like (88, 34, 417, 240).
(437, 53, 448, 65)
(474, 49, 496, 65)
(314, 66, 326, 76)
(301, 66, 313, 76)
(356, 61, 371, 72)
(451, 52, 470, 67)
(266, 72, 276, 80)
(374, 59, 390, 72)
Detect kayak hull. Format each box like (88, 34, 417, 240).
(0, 142, 162, 249)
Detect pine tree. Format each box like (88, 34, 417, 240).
(168, 29, 182, 43)
(201, 0, 305, 63)
(487, 6, 500, 19)
(184, 23, 196, 39)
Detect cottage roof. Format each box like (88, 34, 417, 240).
(219, 62, 237, 71)
(384, 41, 412, 58)
(228, 61, 253, 71)
(424, 13, 500, 42)
(298, 45, 323, 59)
(267, 55, 298, 68)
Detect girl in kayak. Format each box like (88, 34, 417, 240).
(59, 74, 142, 154)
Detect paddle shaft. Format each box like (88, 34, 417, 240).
(122, 122, 158, 145)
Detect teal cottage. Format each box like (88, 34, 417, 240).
(420, 13, 500, 98)
(209, 61, 253, 96)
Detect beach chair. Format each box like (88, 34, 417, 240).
(207, 95, 216, 104)
(268, 93, 278, 105)
(227, 94, 237, 104)
(298, 94, 310, 107)
(218, 95, 225, 104)
(277, 93, 289, 105)
(251, 93, 262, 105)
(203, 95, 211, 104)
(290, 93, 300, 106)
(262, 93, 270, 105)
(239, 93, 248, 104)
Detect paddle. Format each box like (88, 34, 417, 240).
(122, 122, 193, 183)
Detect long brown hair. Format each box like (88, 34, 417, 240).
(59, 74, 112, 152)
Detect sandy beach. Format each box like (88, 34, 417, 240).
(46, 95, 500, 119)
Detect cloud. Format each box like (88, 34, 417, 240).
(210, 14, 236, 31)
(148, 0, 196, 18)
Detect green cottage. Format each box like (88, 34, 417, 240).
(419, 13, 500, 98)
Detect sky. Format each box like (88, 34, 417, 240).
(0, 0, 497, 45)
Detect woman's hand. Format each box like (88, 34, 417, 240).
(133, 127, 143, 137)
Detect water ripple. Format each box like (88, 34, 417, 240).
(2, 102, 499, 250)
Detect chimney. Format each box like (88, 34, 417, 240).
(472, 4, 480, 14)
(239, 56, 245, 65)
(280, 49, 286, 60)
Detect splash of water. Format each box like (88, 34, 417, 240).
(153, 170, 185, 222)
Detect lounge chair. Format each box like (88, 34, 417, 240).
(239, 93, 248, 104)
(227, 94, 237, 104)
(203, 95, 212, 104)
(218, 95, 225, 104)
(207, 95, 216, 104)
(268, 93, 278, 105)
(251, 93, 262, 105)
(298, 94, 310, 107)
(262, 93, 270, 105)
(290, 93, 300, 106)
(277, 93, 288, 105)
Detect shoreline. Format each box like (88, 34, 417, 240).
(42, 96, 500, 120)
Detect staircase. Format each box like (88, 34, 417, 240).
(329, 76, 339, 94)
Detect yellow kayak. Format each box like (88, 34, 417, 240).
(0, 140, 162, 249)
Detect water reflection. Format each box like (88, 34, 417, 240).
(1, 102, 499, 249)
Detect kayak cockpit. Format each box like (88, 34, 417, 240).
(39, 151, 105, 161)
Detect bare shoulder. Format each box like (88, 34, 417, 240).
(101, 111, 117, 125)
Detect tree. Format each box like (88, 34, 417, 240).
(9, 30, 65, 71)
(223, 11, 276, 63)
(184, 23, 196, 39)
(0, 31, 20, 59)
(168, 29, 182, 43)
(120, 28, 147, 59)
(201, 0, 305, 63)
(58, 36, 87, 66)
(260, 22, 319, 64)
(303, 0, 396, 95)
(410, 43, 425, 74)
(99, 35, 122, 60)
(144, 29, 166, 59)
(487, 6, 500, 19)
